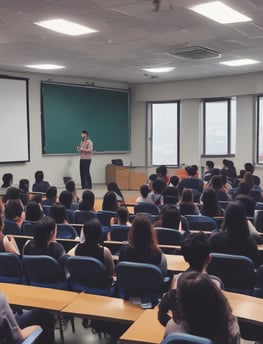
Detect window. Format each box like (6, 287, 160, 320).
(148, 102, 179, 166)
(257, 96, 263, 164)
(203, 98, 236, 155)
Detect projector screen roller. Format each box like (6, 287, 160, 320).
(0, 76, 29, 163)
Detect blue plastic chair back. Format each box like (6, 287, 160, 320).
(74, 210, 97, 224)
(207, 253, 256, 295)
(0, 253, 24, 284)
(66, 256, 114, 296)
(110, 224, 130, 241)
(184, 215, 218, 231)
(3, 218, 21, 235)
(161, 333, 213, 344)
(134, 203, 160, 215)
(155, 227, 183, 246)
(56, 224, 78, 239)
(23, 255, 68, 289)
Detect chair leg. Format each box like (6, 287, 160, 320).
(70, 317, 75, 333)
(57, 314, 65, 344)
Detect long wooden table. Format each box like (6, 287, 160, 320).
(0, 283, 78, 311)
(61, 292, 144, 324)
(120, 291, 263, 344)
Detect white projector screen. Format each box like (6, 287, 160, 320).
(0, 76, 29, 163)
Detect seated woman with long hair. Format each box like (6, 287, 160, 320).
(68, 218, 115, 277)
(164, 272, 240, 343)
(107, 182, 125, 204)
(200, 188, 223, 217)
(23, 217, 68, 265)
(79, 190, 95, 211)
(179, 189, 200, 216)
(119, 214, 167, 275)
(209, 201, 258, 265)
(102, 191, 118, 212)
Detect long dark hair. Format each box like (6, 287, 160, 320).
(128, 214, 160, 261)
(221, 201, 250, 245)
(102, 191, 118, 211)
(201, 188, 222, 217)
(160, 205, 180, 229)
(31, 217, 56, 254)
(174, 272, 236, 344)
(79, 190, 95, 211)
(107, 182, 124, 199)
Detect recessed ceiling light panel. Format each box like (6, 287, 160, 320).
(142, 67, 175, 73)
(35, 19, 98, 36)
(219, 59, 260, 66)
(25, 64, 66, 70)
(189, 1, 252, 24)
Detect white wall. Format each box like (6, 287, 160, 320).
(131, 71, 263, 181)
(2, 69, 263, 189)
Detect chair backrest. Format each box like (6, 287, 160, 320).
(23, 255, 68, 289)
(110, 224, 130, 241)
(42, 205, 51, 216)
(3, 218, 21, 235)
(0, 252, 24, 284)
(1, 318, 42, 344)
(22, 221, 37, 236)
(255, 264, 263, 297)
(66, 256, 113, 295)
(74, 210, 97, 224)
(56, 223, 78, 239)
(190, 188, 201, 203)
(65, 209, 75, 224)
(134, 203, 160, 215)
(97, 211, 116, 228)
(116, 261, 164, 307)
(255, 202, 263, 210)
(207, 252, 256, 295)
(180, 215, 189, 232)
(254, 210, 263, 232)
(184, 215, 218, 231)
(161, 333, 213, 344)
(155, 227, 183, 246)
(250, 190, 263, 203)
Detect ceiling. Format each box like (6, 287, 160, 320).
(1, 0, 263, 83)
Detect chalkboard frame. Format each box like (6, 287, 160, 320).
(40, 80, 131, 155)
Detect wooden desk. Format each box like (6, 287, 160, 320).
(120, 291, 263, 344)
(61, 292, 144, 324)
(0, 283, 78, 311)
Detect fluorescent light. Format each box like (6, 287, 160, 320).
(35, 19, 98, 36)
(219, 59, 260, 66)
(189, 1, 252, 24)
(25, 64, 66, 70)
(142, 67, 175, 73)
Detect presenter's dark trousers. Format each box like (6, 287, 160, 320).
(80, 159, 92, 189)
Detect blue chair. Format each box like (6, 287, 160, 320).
(66, 256, 115, 296)
(23, 255, 68, 289)
(110, 224, 130, 241)
(161, 333, 213, 344)
(22, 221, 37, 236)
(66, 209, 75, 224)
(56, 224, 78, 239)
(74, 210, 97, 224)
(97, 210, 117, 236)
(1, 319, 42, 344)
(116, 261, 164, 308)
(155, 227, 183, 246)
(0, 253, 24, 284)
(207, 253, 256, 295)
(134, 203, 160, 215)
(184, 215, 218, 232)
(255, 202, 263, 210)
(250, 190, 263, 203)
(42, 205, 51, 216)
(3, 218, 21, 235)
(254, 210, 263, 232)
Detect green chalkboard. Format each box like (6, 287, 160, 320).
(41, 82, 130, 154)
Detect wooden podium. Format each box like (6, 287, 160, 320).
(105, 164, 147, 190)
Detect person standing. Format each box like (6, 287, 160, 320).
(77, 130, 93, 189)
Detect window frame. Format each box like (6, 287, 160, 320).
(203, 97, 234, 157)
(147, 100, 180, 167)
(256, 95, 263, 165)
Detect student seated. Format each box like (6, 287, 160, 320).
(79, 190, 95, 211)
(0, 216, 20, 255)
(158, 232, 221, 326)
(0, 292, 55, 343)
(0, 173, 13, 196)
(68, 218, 115, 277)
(136, 184, 152, 204)
(164, 272, 240, 343)
(41, 186, 57, 206)
(32, 171, 50, 193)
(179, 189, 200, 216)
(107, 182, 125, 204)
(4, 199, 25, 229)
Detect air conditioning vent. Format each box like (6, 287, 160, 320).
(168, 46, 221, 60)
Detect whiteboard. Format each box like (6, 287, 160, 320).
(0, 76, 29, 163)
